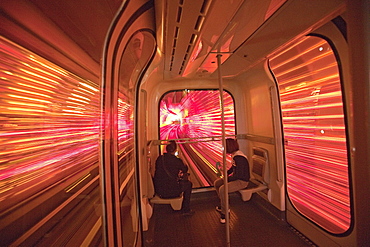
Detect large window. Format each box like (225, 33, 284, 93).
(159, 90, 235, 187)
(0, 36, 101, 245)
(270, 36, 351, 234)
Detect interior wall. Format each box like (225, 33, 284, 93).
(234, 61, 285, 211)
(143, 65, 285, 211)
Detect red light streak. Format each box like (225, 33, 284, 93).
(160, 90, 235, 186)
(270, 36, 350, 234)
(0, 36, 100, 214)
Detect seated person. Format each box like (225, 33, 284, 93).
(153, 140, 194, 216)
(214, 138, 250, 223)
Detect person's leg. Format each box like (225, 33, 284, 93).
(219, 180, 249, 214)
(214, 177, 224, 197)
(214, 178, 224, 212)
(179, 180, 192, 213)
(218, 183, 226, 214)
(227, 180, 249, 194)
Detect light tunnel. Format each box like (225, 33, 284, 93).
(159, 90, 236, 187)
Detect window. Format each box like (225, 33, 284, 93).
(159, 90, 235, 187)
(270, 36, 351, 234)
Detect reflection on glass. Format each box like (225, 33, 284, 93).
(270, 36, 351, 234)
(117, 31, 155, 245)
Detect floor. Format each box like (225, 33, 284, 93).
(144, 190, 315, 247)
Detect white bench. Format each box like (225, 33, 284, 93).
(150, 193, 183, 210)
(239, 147, 269, 201)
(239, 179, 268, 201)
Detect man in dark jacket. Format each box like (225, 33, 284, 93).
(154, 141, 194, 216)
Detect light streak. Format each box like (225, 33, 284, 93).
(0, 36, 101, 219)
(8, 87, 52, 98)
(65, 173, 92, 193)
(270, 36, 350, 234)
(159, 90, 235, 185)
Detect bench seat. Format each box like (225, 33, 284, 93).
(239, 179, 268, 201)
(150, 194, 183, 210)
(238, 147, 269, 201)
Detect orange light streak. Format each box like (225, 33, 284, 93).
(9, 93, 53, 104)
(6, 107, 48, 113)
(16, 74, 58, 88)
(160, 90, 235, 186)
(6, 100, 49, 109)
(22, 63, 63, 81)
(67, 97, 90, 104)
(70, 93, 91, 102)
(270, 36, 350, 234)
(16, 82, 55, 94)
(28, 55, 69, 77)
(0, 36, 101, 219)
(7, 87, 52, 98)
(79, 82, 99, 92)
(19, 68, 61, 84)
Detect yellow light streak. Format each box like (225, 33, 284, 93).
(7, 94, 52, 104)
(67, 97, 90, 104)
(6, 107, 47, 113)
(24, 64, 63, 81)
(16, 74, 58, 88)
(62, 109, 84, 114)
(3, 71, 14, 75)
(19, 68, 61, 84)
(65, 101, 86, 107)
(16, 82, 55, 94)
(29, 56, 68, 77)
(8, 87, 52, 98)
(189, 145, 218, 173)
(80, 82, 99, 92)
(65, 173, 91, 193)
(71, 93, 91, 101)
(6, 100, 49, 108)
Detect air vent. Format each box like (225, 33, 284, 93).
(176, 6, 182, 22)
(167, 0, 212, 75)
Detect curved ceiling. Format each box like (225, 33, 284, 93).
(0, 0, 345, 82)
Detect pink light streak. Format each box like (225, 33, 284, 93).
(0, 37, 100, 212)
(270, 36, 351, 234)
(160, 90, 235, 187)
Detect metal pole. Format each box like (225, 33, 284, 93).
(216, 53, 230, 247)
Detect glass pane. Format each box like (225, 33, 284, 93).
(270, 36, 351, 234)
(159, 90, 235, 187)
(118, 31, 155, 245)
(0, 36, 102, 245)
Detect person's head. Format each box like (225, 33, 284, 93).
(166, 140, 177, 154)
(226, 138, 239, 154)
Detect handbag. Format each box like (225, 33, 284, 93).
(161, 155, 189, 182)
(177, 170, 190, 181)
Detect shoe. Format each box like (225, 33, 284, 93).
(215, 206, 230, 213)
(182, 210, 195, 216)
(220, 213, 226, 224)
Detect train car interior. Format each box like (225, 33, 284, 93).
(0, 0, 369, 246)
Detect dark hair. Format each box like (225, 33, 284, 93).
(166, 140, 177, 153)
(226, 138, 239, 154)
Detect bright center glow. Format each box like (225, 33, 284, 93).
(159, 90, 235, 187)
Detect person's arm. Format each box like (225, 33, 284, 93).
(179, 158, 188, 173)
(227, 166, 233, 175)
(233, 156, 250, 181)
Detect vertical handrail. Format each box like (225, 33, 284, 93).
(216, 53, 230, 247)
